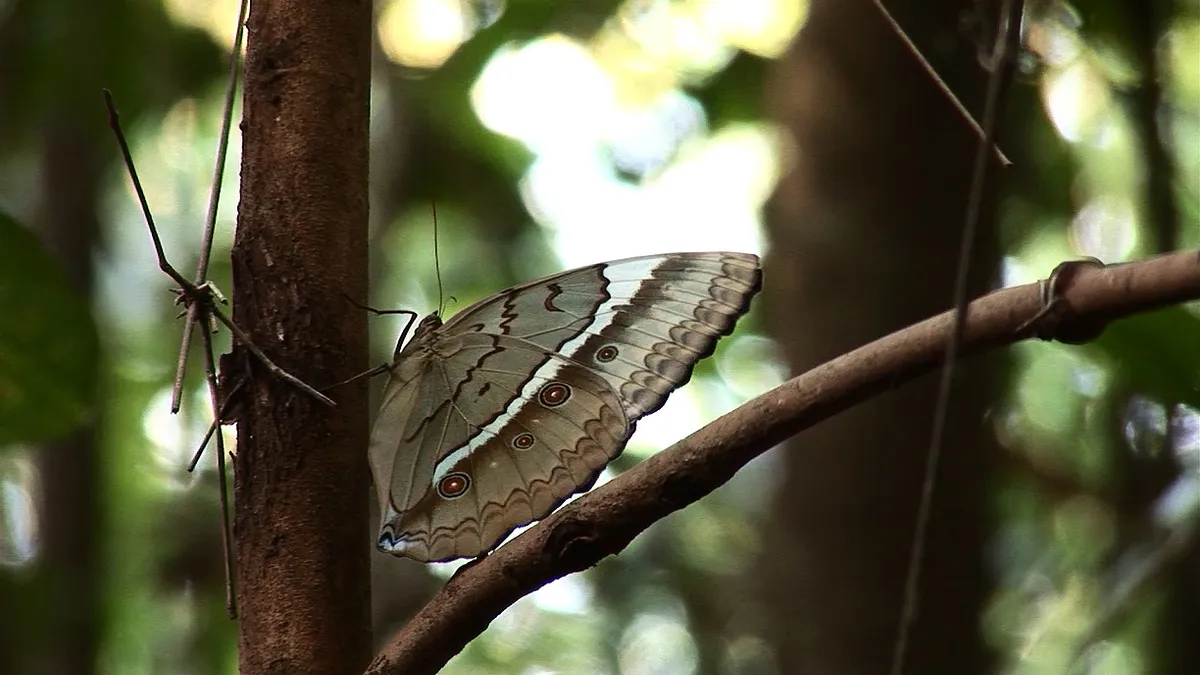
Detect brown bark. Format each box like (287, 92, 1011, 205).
(231, 0, 372, 671)
(758, 0, 1002, 671)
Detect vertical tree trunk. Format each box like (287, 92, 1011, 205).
(757, 0, 1001, 672)
(232, 0, 372, 671)
(1126, 3, 1199, 666)
(35, 114, 103, 675)
(30, 3, 106, 665)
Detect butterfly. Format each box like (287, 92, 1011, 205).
(368, 252, 762, 562)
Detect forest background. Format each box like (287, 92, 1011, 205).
(1, 0, 1199, 673)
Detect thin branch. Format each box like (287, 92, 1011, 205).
(1069, 520, 1198, 671)
(173, 0, 251, 412)
(869, 0, 1011, 165)
(188, 378, 244, 472)
(365, 248, 1200, 675)
(103, 91, 191, 290)
(196, 0, 248, 285)
(104, 91, 334, 403)
(207, 303, 335, 406)
(201, 327, 238, 618)
(892, 1, 1024, 672)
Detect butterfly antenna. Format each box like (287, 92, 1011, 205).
(432, 199, 445, 318)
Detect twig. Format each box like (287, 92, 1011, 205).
(173, 0, 251, 412)
(366, 249, 1200, 675)
(202, 327, 238, 618)
(106, 4, 251, 624)
(188, 377, 245, 473)
(207, 304, 335, 406)
(869, 0, 1011, 166)
(103, 93, 334, 409)
(1069, 520, 1197, 672)
(103, 91, 191, 289)
(890, 2, 1024, 673)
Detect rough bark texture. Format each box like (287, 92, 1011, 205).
(758, 0, 1000, 672)
(231, 0, 372, 671)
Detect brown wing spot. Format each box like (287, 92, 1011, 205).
(477, 382, 491, 397)
(512, 432, 535, 449)
(595, 345, 619, 362)
(538, 382, 571, 407)
(437, 472, 471, 499)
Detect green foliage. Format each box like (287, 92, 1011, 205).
(0, 0, 222, 147)
(0, 0, 1196, 671)
(1089, 305, 1200, 409)
(0, 211, 99, 444)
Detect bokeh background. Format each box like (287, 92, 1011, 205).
(2, 0, 1199, 673)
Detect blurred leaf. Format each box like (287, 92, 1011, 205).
(692, 52, 767, 126)
(0, 211, 99, 444)
(409, 0, 621, 178)
(1087, 305, 1200, 409)
(0, 0, 224, 148)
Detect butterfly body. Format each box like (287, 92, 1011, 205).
(369, 252, 761, 562)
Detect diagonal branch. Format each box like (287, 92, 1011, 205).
(366, 248, 1200, 675)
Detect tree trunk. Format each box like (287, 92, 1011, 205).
(34, 111, 103, 675)
(231, 0, 372, 671)
(757, 0, 1001, 672)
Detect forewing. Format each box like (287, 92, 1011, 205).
(443, 252, 761, 420)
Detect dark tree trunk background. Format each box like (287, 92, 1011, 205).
(231, 0, 373, 671)
(1126, 2, 1200, 671)
(34, 108, 104, 675)
(757, 1, 1001, 672)
(25, 5, 107, 668)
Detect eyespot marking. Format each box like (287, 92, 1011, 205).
(437, 472, 471, 499)
(538, 382, 571, 407)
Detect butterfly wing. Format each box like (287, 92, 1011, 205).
(369, 252, 762, 562)
(373, 333, 630, 562)
(445, 251, 762, 420)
